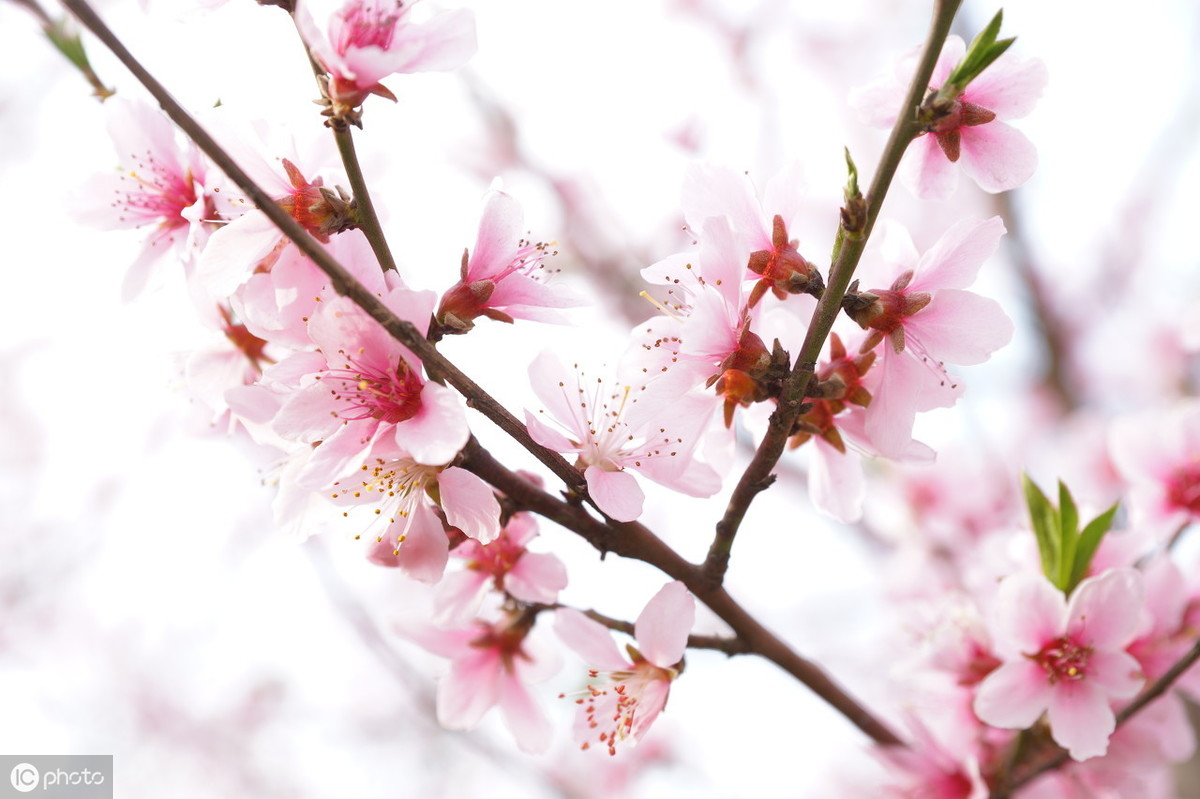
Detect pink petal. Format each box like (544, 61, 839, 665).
(524, 408, 579, 453)
(681, 163, 770, 251)
(992, 573, 1067, 658)
(1085, 649, 1145, 700)
(584, 466, 644, 522)
(389, 504, 450, 582)
(635, 581, 695, 668)
(973, 659, 1053, 728)
(1067, 568, 1145, 650)
(431, 568, 490, 627)
(467, 190, 522, 280)
(900, 134, 960, 200)
(912, 216, 1006, 291)
(553, 608, 630, 671)
(506, 552, 568, 605)
(628, 675, 672, 741)
(485, 274, 585, 319)
(439, 466, 501, 544)
(959, 122, 1038, 194)
(197, 210, 282, 297)
(437, 647, 501, 730)
(1046, 680, 1116, 761)
(809, 436, 865, 523)
(497, 671, 552, 754)
(396, 381, 469, 466)
(385, 8, 477, 74)
(528, 351, 588, 437)
(905, 289, 1014, 366)
(965, 56, 1048, 120)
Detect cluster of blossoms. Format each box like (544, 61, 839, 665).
(66, 0, 1200, 793)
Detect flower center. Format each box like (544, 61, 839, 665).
(1032, 637, 1092, 684)
(338, 0, 405, 52)
(325, 353, 424, 424)
(1166, 461, 1200, 516)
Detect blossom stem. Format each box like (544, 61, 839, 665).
(331, 122, 400, 274)
(576, 607, 753, 656)
(996, 635, 1200, 796)
(704, 0, 964, 586)
(58, 0, 587, 498)
(281, 13, 400, 276)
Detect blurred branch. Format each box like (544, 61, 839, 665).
(17, 0, 113, 99)
(992, 189, 1078, 411)
(461, 75, 655, 324)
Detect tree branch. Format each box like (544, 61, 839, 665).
(703, 0, 964, 585)
(62, 0, 903, 749)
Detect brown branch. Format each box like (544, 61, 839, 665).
(578, 608, 752, 657)
(703, 0, 964, 586)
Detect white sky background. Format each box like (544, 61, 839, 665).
(1, 0, 1199, 797)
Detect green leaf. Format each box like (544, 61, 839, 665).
(1057, 481, 1079, 588)
(944, 9, 1017, 92)
(1023, 474, 1060, 584)
(1068, 503, 1120, 593)
(843, 147, 860, 200)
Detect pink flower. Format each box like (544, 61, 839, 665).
(973, 568, 1146, 761)
(524, 351, 720, 522)
(852, 36, 1047, 199)
(198, 157, 357, 299)
(329, 436, 501, 581)
(76, 99, 221, 299)
(873, 717, 988, 799)
(433, 512, 568, 625)
(554, 581, 695, 756)
(296, 0, 476, 120)
(1109, 400, 1200, 539)
(849, 217, 1013, 459)
(400, 611, 560, 754)
(435, 190, 582, 333)
(271, 285, 469, 476)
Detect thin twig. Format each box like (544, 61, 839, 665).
(703, 0, 965, 585)
(578, 607, 753, 656)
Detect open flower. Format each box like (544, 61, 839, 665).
(973, 568, 1146, 761)
(554, 581, 695, 756)
(524, 351, 720, 522)
(75, 98, 222, 299)
(296, 0, 476, 123)
(1109, 400, 1200, 540)
(848, 217, 1013, 459)
(400, 610, 560, 754)
(435, 189, 582, 333)
(852, 35, 1047, 199)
